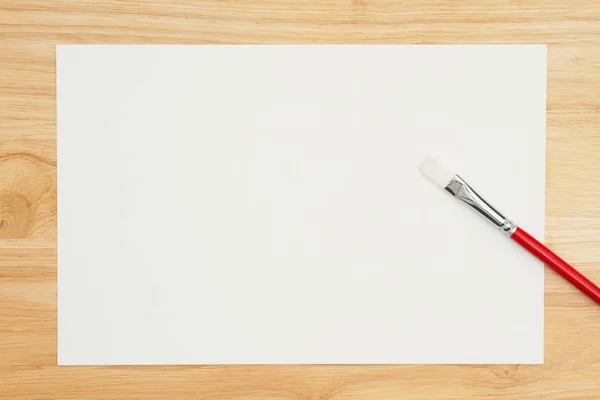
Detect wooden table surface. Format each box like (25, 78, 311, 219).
(1, 1, 599, 398)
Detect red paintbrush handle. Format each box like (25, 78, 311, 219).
(511, 227, 600, 305)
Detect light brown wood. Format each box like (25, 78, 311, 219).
(1, 1, 599, 398)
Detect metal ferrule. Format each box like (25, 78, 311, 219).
(445, 175, 517, 236)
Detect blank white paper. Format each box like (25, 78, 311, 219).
(57, 45, 546, 365)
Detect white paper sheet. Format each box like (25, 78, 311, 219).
(57, 45, 546, 365)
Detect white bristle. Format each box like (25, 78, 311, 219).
(419, 157, 456, 188)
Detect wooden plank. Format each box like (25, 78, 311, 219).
(1, 1, 599, 398)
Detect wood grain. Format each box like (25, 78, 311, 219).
(1, 0, 599, 398)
